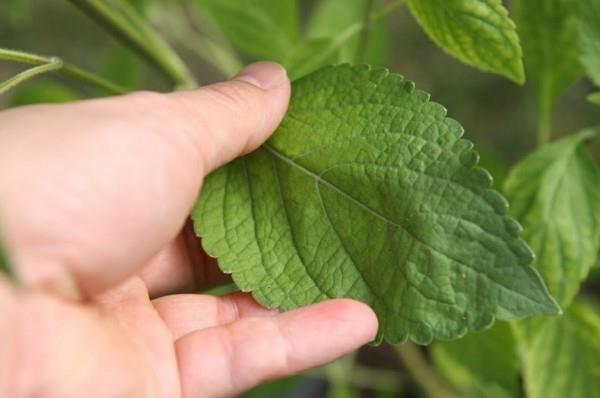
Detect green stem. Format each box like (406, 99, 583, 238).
(345, 364, 402, 393)
(67, 0, 197, 89)
(157, 1, 242, 78)
(356, 0, 375, 64)
(0, 59, 63, 95)
(537, 98, 552, 146)
(178, 0, 243, 77)
(375, 0, 404, 21)
(0, 48, 127, 94)
(395, 343, 456, 398)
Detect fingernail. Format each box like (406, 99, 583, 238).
(235, 62, 288, 90)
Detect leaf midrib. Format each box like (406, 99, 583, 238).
(262, 142, 551, 310)
(263, 143, 406, 231)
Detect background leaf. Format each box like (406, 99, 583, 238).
(504, 130, 600, 308)
(101, 46, 143, 90)
(0, 0, 31, 25)
(576, 0, 600, 86)
(521, 299, 600, 398)
(589, 91, 600, 105)
(431, 321, 518, 397)
(306, 0, 390, 66)
(404, 0, 524, 83)
(194, 0, 299, 62)
(8, 80, 81, 107)
(194, 65, 558, 345)
(514, 0, 582, 120)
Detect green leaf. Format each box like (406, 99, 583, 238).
(476, 146, 509, 189)
(285, 38, 339, 80)
(589, 91, 600, 105)
(1, 0, 31, 25)
(9, 80, 81, 107)
(102, 46, 143, 90)
(404, 0, 524, 83)
(576, 0, 600, 86)
(522, 299, 600, 398)
(241, 376, 301, 397)
(307, 0, 390, 66)
(432, 321, 518, 397)
(504, 130, 600, 308)
(514, 0, 582, 118)
(193, 64, 558, 344)
(195, 0, 299, 62)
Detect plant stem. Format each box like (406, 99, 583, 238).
(375, 0, 404, 21)
(346, 364, 403, 393)
(67, 0, 197, 89)
(157, 1, 242, 78)
(395, 343, 456, 398)
(356, 0, 375, 64)
(0, 59, 63, 95)
(537, 98, 552, 146)
(0, 48, 127, 94)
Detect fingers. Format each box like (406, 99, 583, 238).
(153, 292, 277, 339)
(168, 62, 291, 172)
(0, 276, 16, 397)
(175, 299, 378, 398)
(0, 62, 290, 299)
(139, 223, 230, 298)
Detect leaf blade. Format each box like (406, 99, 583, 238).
(404, 0, 524, 83)
(514, 0, 582, 116)
(504, 130, 600, 308)
(522, 300, 600, 398)
(306, 0, 390, 66)
(194, 65, 558, 344)
(432, 321, 518, 397)
(576, 0, 600, 86)
(195, 0, 298, 62)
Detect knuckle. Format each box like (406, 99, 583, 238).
(202, 81, 262, 118)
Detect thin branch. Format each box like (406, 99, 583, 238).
(395, 343, 456, 398)
(155, 2, 242, 78)
(0, 59, 63, 95)
(0, 48, 127, 95)
(67, 0, 197, 89)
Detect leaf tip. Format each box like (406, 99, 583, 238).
(508, 60, 526, 85)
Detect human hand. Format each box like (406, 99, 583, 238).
(0, 62, 378, 398)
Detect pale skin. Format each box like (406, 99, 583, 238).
(0, 62, 378, 398)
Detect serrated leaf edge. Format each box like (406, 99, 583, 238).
(194, 64, 559, 345)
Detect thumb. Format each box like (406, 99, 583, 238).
(0, 62, 290, 298)
(167, 61, 291, 174)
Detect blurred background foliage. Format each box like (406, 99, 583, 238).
(1, 1, 599, 397)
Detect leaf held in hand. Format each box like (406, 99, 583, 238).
(193, 64, 558, 344)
